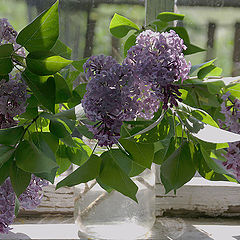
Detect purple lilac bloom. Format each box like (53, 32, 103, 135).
(125, 29, 191, 111)
(0, 175, 48, 234)
(82, 55, 139, 146)
(0, 18, 25, 57)
(0, 178, 16, 234)
(219, 92, 240, 180)
(0, 74, 28, 129)
(19, 175, 49, 210)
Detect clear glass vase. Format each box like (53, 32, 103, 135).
(74, 167, 156, 240)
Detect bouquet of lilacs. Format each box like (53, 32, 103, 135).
(1, 1, 240, 234)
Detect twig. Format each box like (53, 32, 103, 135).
(80, 191, 114, 218)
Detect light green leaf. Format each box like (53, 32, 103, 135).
(0, 44, 14, 75)
(16, 0, 59, 52)
(157, 12, 184, 22)
(110, 13, 139, 38)
(26, 51, 72, 76)
(190, 59, 216, 75)
(197, 64, 222, 79)
(56, 154, 101, 189)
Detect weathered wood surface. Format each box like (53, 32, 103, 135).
(19, 177, 240, 218)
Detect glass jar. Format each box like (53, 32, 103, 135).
(74, 167, 156, 240)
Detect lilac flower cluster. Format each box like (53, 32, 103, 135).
(0, 74, 28, 128)
(219, 92, 240, 180)
(82, 30, 191, 146)
(0, 18, 25, 57)
(18, 175, 49, 210)
(0, 176, 48, 234)
(125, 29, 191, 110)
(0, 178, 15, 234)
(82, 55, 139, 146)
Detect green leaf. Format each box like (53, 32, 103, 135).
(160, 141, 196, 193)
(199, 141, 230, 175)
(157, 12, 184, 22)
(15, 198, 20, 217)
(124, 34, 136, 57)
(101, 149, 133, 175)
(99, 153, 138, 202)
(149, 20, 168, 32)
(55, 143, 72, 175)
(22, 69, 55, 113)
(226, 83, 240, 99)
(76, 125, 94, 139)
(10, 161, 31, 196)
(16, 0, 59, 52)
(119, 138, 154, 169)
(26, 51, 72, 76)
(68, 83, 87, 107)
(0, 158, 13, 185)
(109, 13, 139, 38)
(0, 44, 14, 75)
(31, 132, 58, 161)
(54, 73, 72, 103)
(56, 154, 101, 189)
(197, 64, 222, 79)
(0, 126, 24, 145)
(72, 58, 88, 72)
(190, 59, 216, 75)
(0, 145, 15, 168)
(20, 95, 39, 119)
(183, 43, 205, 55)
(205, 79, 225, 94)
(15, 140, 58, 174)
(51, 39, 72, 59)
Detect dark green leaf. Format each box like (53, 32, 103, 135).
(0, 145, 15, 168)
(15, 140, 58, 173)
(72, 58, 88, 72)
(68, 83, 87, 107)
(157, 12, 184, 22)
(99, 153, 138, 202)
(26, 51, 72, 76)
(119, 138, 154, 169)
(10, 161, 31, 196)
(101, 149, 133, 175)
(16, 0, 59, 52)
(0, 44, 14, 75)
(51, 39, 72, 59)
(124, 34, 136, 57)
(56, 154, 101, 189)
(22, 69, 55, 113)
(183, 43, 205, 55)
(160, 141, 196, 193)
(109, 13, 139, 38)
(149, 20, 168, 32)
(0, 158, 13, 185)
(0, 126, 24, 145)
(76, 125, 94, 139)
(49, 119, 70, 138)
(54, 73, 72, 103)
